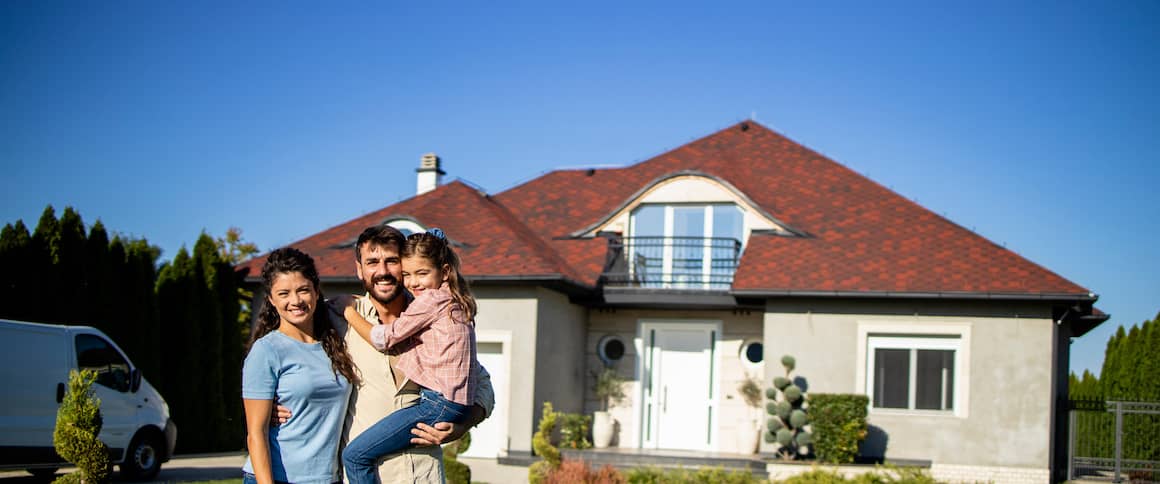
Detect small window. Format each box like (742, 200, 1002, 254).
(75, 334, 131, 392)
(386, 219, 426, 237)
(597, 335, 626, 366)
(740, 339, 763, 365)
(868, 335, 958, 412)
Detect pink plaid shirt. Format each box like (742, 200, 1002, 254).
(369, 284, 477, 406)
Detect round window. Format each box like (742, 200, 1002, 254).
(741, 340, 763, 365)
(597, 335, 626, 366)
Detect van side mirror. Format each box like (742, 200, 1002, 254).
(130, 368, 142, 393)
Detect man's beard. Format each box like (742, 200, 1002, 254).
(363, 274, 402, 305)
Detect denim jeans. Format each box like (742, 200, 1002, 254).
(242, 472, 290, 484)
(342, 388, 469, 484)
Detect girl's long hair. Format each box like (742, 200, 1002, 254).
(403, 231, 477, 323)
(250, 247, 358, 384)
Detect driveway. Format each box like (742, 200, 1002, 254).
(0, 452, 246, 483)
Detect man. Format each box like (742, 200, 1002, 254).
(280, 225, 494, 483)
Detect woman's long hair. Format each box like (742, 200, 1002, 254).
(250, 247, 358, 384)
(403, 231, 477, 323)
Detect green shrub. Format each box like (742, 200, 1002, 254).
(777, 464, 939, 484)
(529, 402, 561, 484)
(442, 431, 471, 484)
(625, 466, 762, 484)
(807, 394, 869, 464)
(558, 411, 592, 449)
(52, 369, 111, 484)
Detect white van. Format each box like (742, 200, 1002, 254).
(0, 319, 177, 480)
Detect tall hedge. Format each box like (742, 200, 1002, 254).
(807, 393, 869, 464)
(1, 205, 247, 454)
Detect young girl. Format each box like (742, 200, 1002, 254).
(242, 247, 357, 484)
(339, 229, 479, 484)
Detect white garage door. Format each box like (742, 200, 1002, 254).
(461, 341, 507, 458)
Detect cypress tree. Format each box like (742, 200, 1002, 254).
(157, 248, 207, 451)
(216, 255, 246, 449)
(0, 221, 34, 320)
(193, 234, 228, 449)
(56, 207, 89, 325)
(31, 205, 62, 323)
(126, 239, 161, 381)
(85, 221, 118, 341)
(1100, 326, 1127, 399)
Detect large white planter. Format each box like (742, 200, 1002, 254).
(592, 411, 614, 448)
(737, 420, 760, 454)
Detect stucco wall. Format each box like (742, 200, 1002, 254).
(761, 299, 1056, 469)
(586, 307, 764, 451)
(474, 286, 540, 454)
(533, 288, 589, 416)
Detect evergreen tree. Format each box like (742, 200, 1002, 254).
(126, 239, 161, 381)
(193, 234, 228, 449)
(31, 206, 62, 323)
(56, 208, 89, 325)
(85, 222, 118, 341)
(156, 248, 207, 451)
(0, 221, 35, 321)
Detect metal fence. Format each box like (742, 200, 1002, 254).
(600, 236, 742, 290)
(1069, 400, 1160, 483)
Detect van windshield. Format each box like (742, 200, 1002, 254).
(75, 334, 131, 392)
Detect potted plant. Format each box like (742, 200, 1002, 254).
(591, 367, 626, 448)
(736, 376, 763, 454)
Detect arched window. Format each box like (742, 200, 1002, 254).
(386, 219, 425, 237)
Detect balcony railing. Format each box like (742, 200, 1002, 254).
(600, 236, 742, 290)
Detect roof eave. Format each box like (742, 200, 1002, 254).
(730, 288, 1098, 302)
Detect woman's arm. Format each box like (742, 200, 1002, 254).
(244, 398, 276, 484)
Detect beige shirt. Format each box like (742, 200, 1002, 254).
(336, 295, 495, 484)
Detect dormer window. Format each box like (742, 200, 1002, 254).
(625, 203, 744, 289)
(386, 219, 425, 237)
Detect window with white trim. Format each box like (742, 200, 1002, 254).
(867, 335, 960, 412)
(627, 203, 744, 289)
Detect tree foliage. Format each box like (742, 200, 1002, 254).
(53, 369, 111, 484)
(0, 205, 252, 453)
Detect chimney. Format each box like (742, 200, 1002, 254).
(416, 152, 445, 196)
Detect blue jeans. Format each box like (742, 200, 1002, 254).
(342, 388, 469, 484)
(242, 472, 290, 484)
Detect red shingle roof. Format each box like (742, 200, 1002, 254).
(241, 121, 1091, 298)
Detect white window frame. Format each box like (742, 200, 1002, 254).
(855, 323, 971, 418)
(627, 203, 745, 289)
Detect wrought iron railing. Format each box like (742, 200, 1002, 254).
(1069, 399, 1160, 483)
(600, 236, 742, 290)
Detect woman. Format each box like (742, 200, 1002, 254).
(242, 247, 358, 484)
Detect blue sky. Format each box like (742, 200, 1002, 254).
(2, 2, 1157, 376)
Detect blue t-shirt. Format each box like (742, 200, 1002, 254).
(242, 331, 351, 484)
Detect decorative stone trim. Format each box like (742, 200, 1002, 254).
(929, 463, 1049, 484)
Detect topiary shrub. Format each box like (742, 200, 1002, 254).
(53, 369, 111, 484)
(808, 393, 869, 464)
(764, 354, 811, 460)
(442, 431, 471, 484)
(529, 402, 562, 484)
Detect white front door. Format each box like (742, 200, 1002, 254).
(641, 323, 717, 450)
(461, 341, 507, 458)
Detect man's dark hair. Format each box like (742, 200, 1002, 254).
(355, 224, 406, 262)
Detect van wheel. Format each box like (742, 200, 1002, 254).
(120, 433, 162, 481)
(26, 468, 59, 481)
